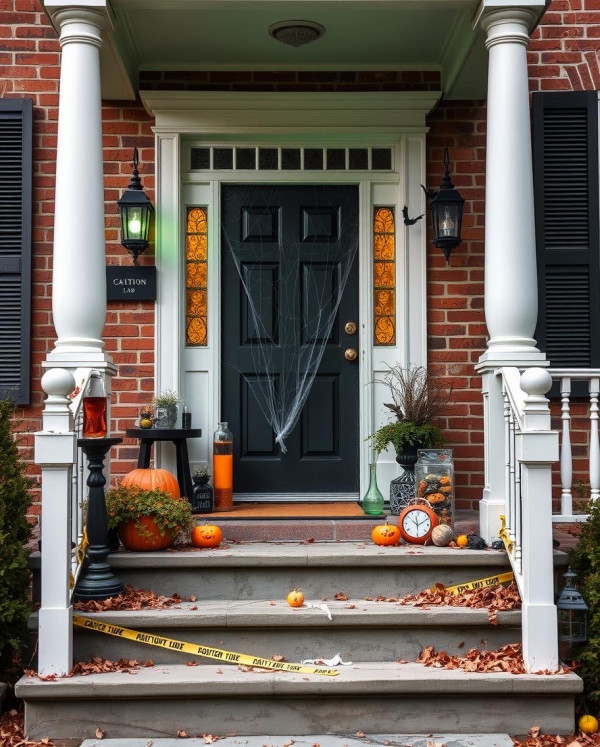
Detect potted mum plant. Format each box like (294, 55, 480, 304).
(105, 484, 192, 551)
(152, 389, 180, 428)
(369, 364, 453, 467)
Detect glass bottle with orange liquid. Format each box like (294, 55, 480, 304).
(213, 421, 233, 511)
(82, 375, 108, 439)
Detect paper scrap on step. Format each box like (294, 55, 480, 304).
(306, 601, 332, 620)
(302, 653, 353, 666)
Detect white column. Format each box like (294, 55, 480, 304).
(35, 368, 76, 676)
(45, 4, 112, 365)
(475, 2, 548, 541)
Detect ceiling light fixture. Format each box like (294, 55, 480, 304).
(268, 20, 325, 47)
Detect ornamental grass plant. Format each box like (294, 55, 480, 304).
(369, 364, 453, 455)
(105, 485, 192, 539)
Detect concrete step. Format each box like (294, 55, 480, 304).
(80, 734, 517, 747)
(17, 661, 581, 740)
(64, 601, 522, 664)
(106, 543, 514, 600)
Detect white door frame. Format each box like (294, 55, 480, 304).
(141, 91, 439, 496)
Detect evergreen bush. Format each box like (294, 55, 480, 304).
(569, 498, 600, 705)
(0, 399, 32, 682)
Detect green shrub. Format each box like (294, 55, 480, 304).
(0, 399, 32, 682)
(569, 498, 600, 705)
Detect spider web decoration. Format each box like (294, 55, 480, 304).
(222, 185, 359, 454)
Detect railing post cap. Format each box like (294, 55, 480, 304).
(41, 368, 76, 397)
(520, 367, 552, 397)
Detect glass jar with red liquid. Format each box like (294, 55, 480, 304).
(213, 421, 233, 511)
(82, 375, 108, 439)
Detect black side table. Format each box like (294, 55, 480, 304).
(125, 428, 202, 502)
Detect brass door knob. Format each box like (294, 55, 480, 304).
(345, 321, 357, 335)
(344, 348, 358, 361)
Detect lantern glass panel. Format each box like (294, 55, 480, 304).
(558, 608, 587, 643)
(433, 202, 461, 241)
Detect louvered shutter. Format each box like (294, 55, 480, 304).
(0, 99, 32, 405)
(533, 91, 600, 367)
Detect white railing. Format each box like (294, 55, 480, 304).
(497, 366, 559, 672)
(547, 369, 600, 522)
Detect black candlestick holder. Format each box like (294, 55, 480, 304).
(73, 437, 124, 602)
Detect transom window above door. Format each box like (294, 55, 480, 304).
(190, 146, 393, 172)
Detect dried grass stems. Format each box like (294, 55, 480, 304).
(377, 364, 453, 425)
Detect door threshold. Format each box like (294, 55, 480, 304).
(201, 501, 374, 519)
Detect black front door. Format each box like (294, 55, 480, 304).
(221, 184, 360, 495)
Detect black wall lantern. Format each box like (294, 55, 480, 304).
(117, 147, 154, 264)
(403, 147, 465, 264)
(557, 567, 589, 660)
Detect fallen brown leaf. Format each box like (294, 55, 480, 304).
(334, 592, 349, 601)
(177, 729, 188, 737)
(95, 726, 105, 739)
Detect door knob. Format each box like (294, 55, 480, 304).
(345, 321, 357, 335)
(344, 348, 358, 361)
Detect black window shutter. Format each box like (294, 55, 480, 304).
(0, 99, 32, 405)
(533, 91, 600, 368)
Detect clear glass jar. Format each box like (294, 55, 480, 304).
(414, 449, 454, 527)
(213, 422, 233, 511)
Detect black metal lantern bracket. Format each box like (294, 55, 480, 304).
(402, 147, 465, 264)
(117, 147, 155, 265)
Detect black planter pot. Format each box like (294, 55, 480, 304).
(389, 442, 424, 516)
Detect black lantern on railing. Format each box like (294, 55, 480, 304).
(557, 567, 589, 659)
(117, 147, 154, 264)
(402, 147, 465, 264)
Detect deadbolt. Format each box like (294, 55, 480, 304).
(344, 321, 357, 335)
(344, 348, 358, 361)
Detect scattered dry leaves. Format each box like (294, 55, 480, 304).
(417, 643, 574, 675)
(0, 708, 55, 746)
(400, 581, 522, 618)
(24, 656, 155, 679)
(512, 726, 600, 747)
(73, 585, 185, 611)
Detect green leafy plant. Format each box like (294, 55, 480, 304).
(368, 364, 452, 455)
(0, 399, 32, 682)
(569, 499, 600, 705)
(152, 390, 180, 407)
(105, 485, 192, 539)
(193, 466, 209, 479)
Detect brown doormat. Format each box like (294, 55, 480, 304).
(207, 502, 368, 519)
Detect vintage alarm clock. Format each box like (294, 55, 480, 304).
(397, 501, 439, 545)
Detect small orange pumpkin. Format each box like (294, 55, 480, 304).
(191, 523, 222, 548)
(456, 534, 469, 547)
(371, 522, 401, 546)
(287, 589, 305, 608)
(122, 467, 180, 498)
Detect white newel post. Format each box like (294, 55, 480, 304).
(35, 369, 76, 676)
(517, 368, 559, 672)
(474, 2, 548, 543)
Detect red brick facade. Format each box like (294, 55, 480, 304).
(0, 0, 598, 519)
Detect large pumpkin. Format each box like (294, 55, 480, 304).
(122, 467, 180, 498)
(119, 515, 175, 551)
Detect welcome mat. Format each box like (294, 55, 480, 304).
(203, 502, 368, 519)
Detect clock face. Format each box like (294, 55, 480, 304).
(402, 508, 432, 538)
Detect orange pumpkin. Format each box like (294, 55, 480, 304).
(371, 522, 401, 546)
(191, 524, 222, 548)
(287, 589, 305, 608)
(122, 467, 180, 498)
(119, 516, 175, 551)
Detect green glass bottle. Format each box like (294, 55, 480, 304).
(362, 463, 385, 515)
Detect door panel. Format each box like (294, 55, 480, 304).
(221, 184, 359, 495)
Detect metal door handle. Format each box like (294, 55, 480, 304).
(345, 321, 357, 335)
(344, 348, 358, 361)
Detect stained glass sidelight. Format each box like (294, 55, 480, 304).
(373, 207, 396, 345)
(186, 207, 208, 346)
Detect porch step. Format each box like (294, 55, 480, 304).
(80, 736, 517, 747)
(18, 661, 581, 740)
(107, 543, 514, 600)
(66, 602, 522, 664)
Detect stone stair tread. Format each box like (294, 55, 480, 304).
(17, 661, 582, 699)
(80, 734, 517, 747)
(63, 600, 521, 627)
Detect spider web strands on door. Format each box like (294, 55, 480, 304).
(222, 185, 359, 453)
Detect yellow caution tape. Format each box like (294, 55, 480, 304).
(73, 616, 338, 676)
(498, 515, 513, 555)
(437, 571, 515, 596)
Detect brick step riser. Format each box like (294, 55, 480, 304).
(72, 620, 521, 665)
(24, 691, 577, 740)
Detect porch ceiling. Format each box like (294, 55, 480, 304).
(95, 0, 494, 101)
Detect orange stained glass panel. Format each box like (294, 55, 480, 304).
(186, 206, 208, 346)
(373, 207, 396, 345)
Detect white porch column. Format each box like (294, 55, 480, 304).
(45, 2, 112, 366)
(475, 2, 548, 542)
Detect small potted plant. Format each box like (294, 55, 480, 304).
(105, 484, 192, 551)
(152, 389, 180, 429)
(368, 364, 452, 463)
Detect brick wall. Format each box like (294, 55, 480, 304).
(1, 0, 598, 520)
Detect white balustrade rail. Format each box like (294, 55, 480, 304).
(547, 369, 600, 522)
(497, 367, 559, 672)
